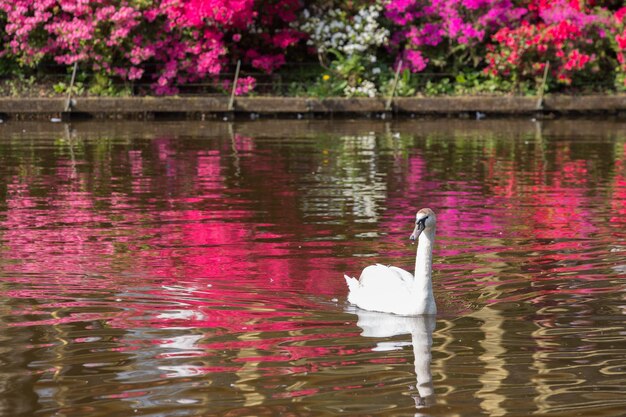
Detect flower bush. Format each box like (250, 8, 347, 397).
(485, 0, 613, 91)
(613, 7, 626, 88)
(384, 0, 527, 73)
(0, 9, 15, 76)
(301, 3, 388, 60)
(1, 0, 626, 96)
(0, 0, 304, 95)
(300, 2, 389, 97)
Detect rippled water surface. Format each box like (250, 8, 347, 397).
(0, 119, 625, 417)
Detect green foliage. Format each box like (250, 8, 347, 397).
(0, 56, 19, 78)
(88, 73, 132, 96)
(420, 72, 516, 96)
(453, 72, 513, 95)
(305, 74, 348, 98)
(424, 78, 453, 96)
(53, 80, 85, 96)
(0, 73, 37, 97)
(328, 49, 365, 82)
(395, 70, 417, 96)
(302, 50, 376, 97)
(616, 73, 626, 92)
(380, 69, 417, 97)
(0, 12, 17, 77)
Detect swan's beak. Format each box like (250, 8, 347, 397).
(410, 224, 423, 242)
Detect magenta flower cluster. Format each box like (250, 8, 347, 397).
(386, 0, 527, 72)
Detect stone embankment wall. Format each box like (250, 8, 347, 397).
(2, 96, 626, 120)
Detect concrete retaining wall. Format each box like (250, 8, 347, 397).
(1, 95, 626, 119)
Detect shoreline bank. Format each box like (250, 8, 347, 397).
(2, 95, 626, 121)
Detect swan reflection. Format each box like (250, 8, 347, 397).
(351, 308, 436, 411)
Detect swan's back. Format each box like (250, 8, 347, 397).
(357, 264, 411, 289)
(345, 264, 433, 316)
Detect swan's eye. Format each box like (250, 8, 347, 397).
(416, 216, 428, 227)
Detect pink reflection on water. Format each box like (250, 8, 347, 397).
(3, 178, 116, 274)
(610, 143, 626, 227)
(530, 151, 594, 240)
(2, 127, 625, 417)
(0, 131, 624, 333)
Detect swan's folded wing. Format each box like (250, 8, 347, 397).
(358, 264, 413, 288)
(388, 266, 414, 284)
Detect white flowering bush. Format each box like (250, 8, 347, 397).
(301, 4, 388, 60)
(300, 2, 389, 97)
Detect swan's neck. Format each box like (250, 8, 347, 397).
(414, 228, 435, 289)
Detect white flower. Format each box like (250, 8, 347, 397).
(344, 80, 378, 98)
(300, 3, 388, 58)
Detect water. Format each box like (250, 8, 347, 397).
(0, 119, 624, 417)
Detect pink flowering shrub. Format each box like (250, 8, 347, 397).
(0, 0, 304, 95)
(382, 0, 625, 93)
(485, 0, 614, 89)
(486, 21, 599, 86)
(613, 7, 626, 87)
(0, 10, 12, 75)
(385, 0, 527, 73)
(223, 75, 256, 95)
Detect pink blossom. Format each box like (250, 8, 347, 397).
(144, 8, 159, 22)
(404, 49, 428, 72)
(197, 50, 224, 75)
(246, 50, 285, 73)
(224, 76, 256, 95)
(128, 67, 144, 80)
(113, 67, 128, 78)
(184, 0, 255, 28)
(272, 30, 302, 49)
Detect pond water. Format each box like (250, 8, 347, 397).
(0, 119, 624, 417)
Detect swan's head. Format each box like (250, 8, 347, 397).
(410, 208, 436, 241)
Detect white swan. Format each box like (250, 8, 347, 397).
(344, 208, 437, 316)
(353, 309, 436, 408)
